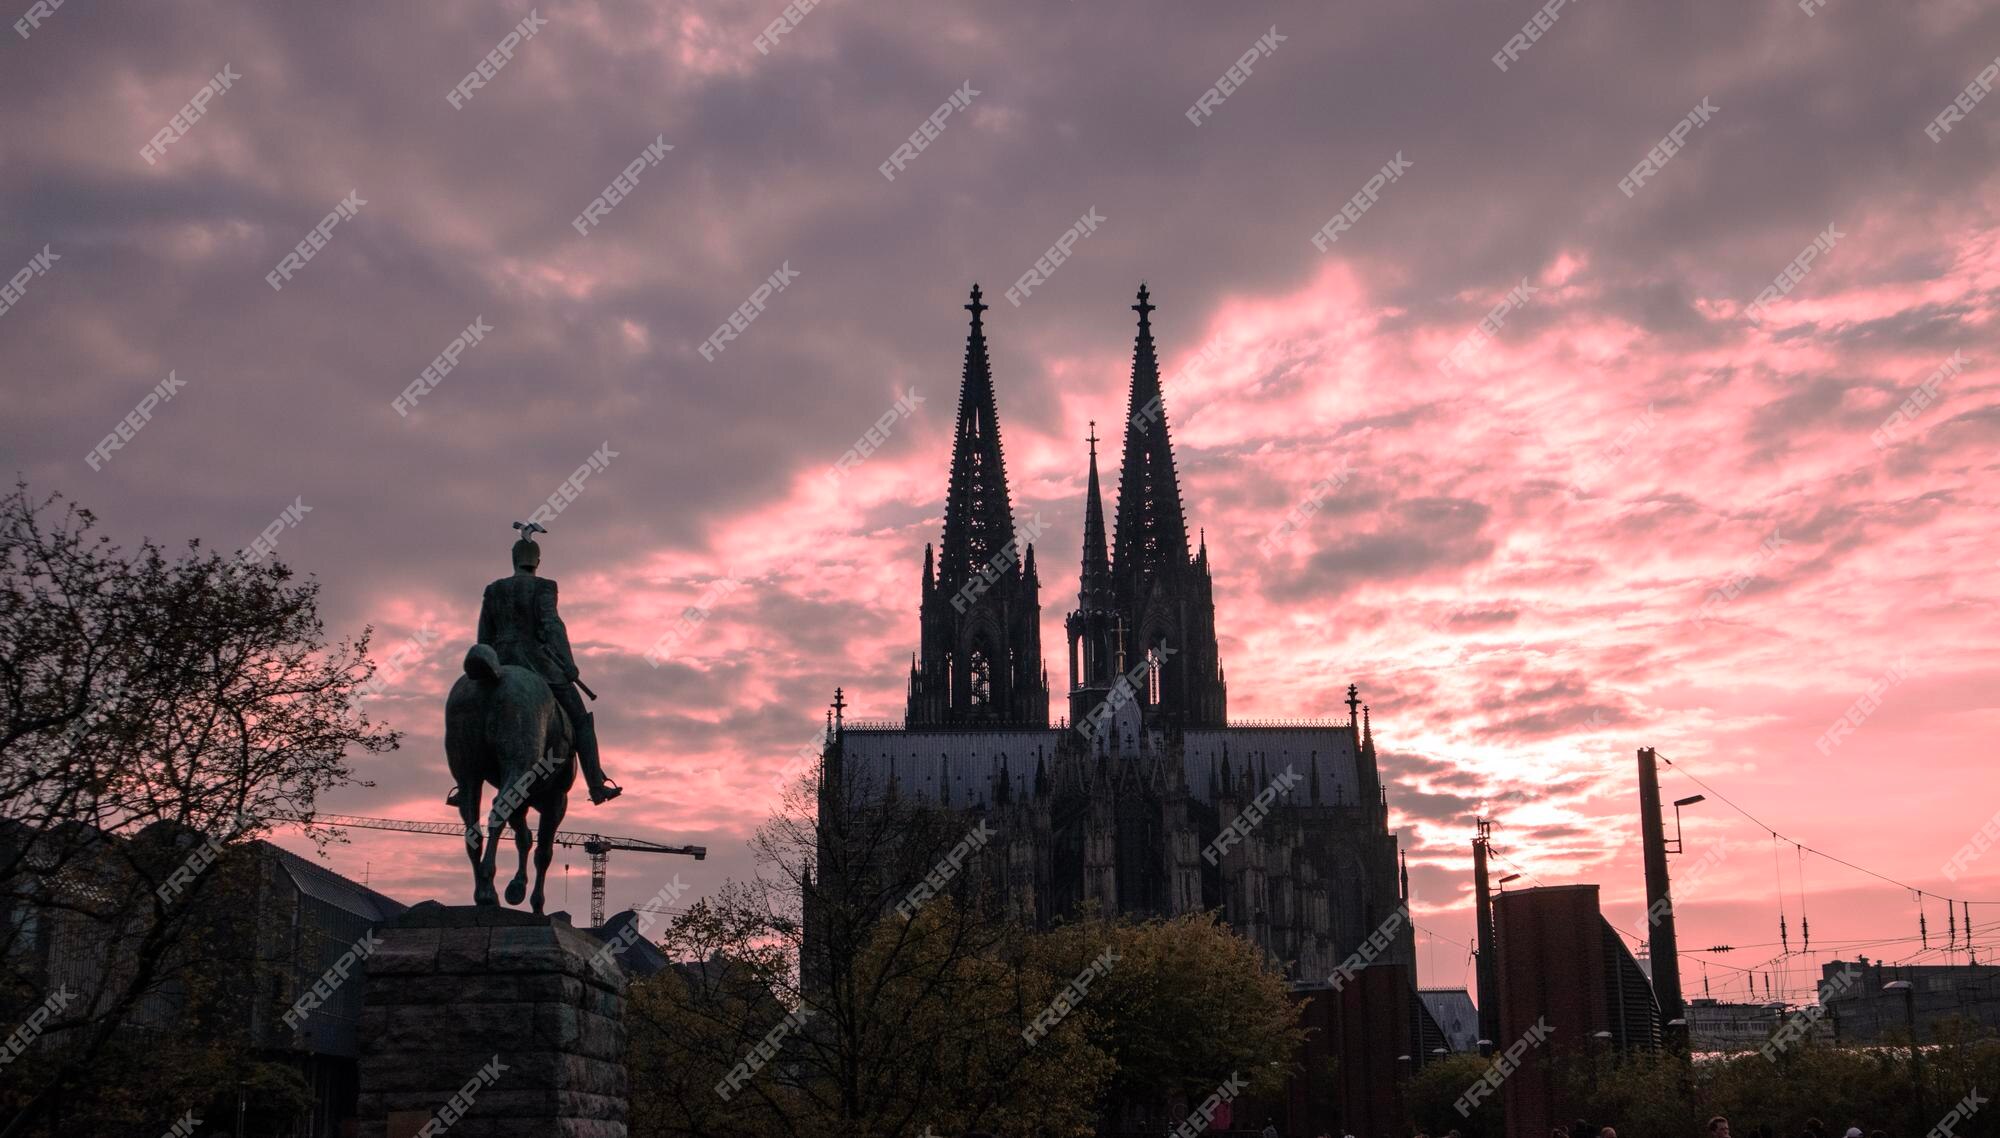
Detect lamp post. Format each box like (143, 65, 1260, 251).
(1638, 749, 1701, 1045)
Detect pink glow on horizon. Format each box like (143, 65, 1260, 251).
(294, 215, 2000, 1006)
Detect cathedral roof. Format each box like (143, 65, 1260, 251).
(837, 724, 1362, 808)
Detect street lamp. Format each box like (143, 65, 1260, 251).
(1497, 873, 1521, 892)
(1668, 794, 1705, 854)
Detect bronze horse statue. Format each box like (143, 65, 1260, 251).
(445, 643, 575, 913)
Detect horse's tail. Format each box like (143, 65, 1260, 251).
(463, 643, 504, 686)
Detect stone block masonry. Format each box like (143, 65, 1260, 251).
(357, 902, 628, 1138)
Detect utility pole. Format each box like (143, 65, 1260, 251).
(1472, 818, 1499, 1051)
(1638, 746, 1686, 1045)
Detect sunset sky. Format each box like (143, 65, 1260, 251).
(4, 0, 1998, 1007)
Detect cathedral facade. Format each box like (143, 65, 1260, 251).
(823, 284, 1413, 986)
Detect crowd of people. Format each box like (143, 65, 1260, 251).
(1382, 1117, 1897, 1138)
(1696, 1116, 1891, 1138)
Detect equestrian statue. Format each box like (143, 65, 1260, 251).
(444, 522, 622, 913)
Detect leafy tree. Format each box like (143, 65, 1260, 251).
(627, 778, 1111, 1138)
(1032, 910, 1305, 1128)
(0, 484, 396, 1135)
(1553, 1034, 2000, 1138)
(1405, 1052, 1504, 1138)
(625, 757, 1304, 1136)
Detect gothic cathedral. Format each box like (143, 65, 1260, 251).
(824, 283, 1414, 986)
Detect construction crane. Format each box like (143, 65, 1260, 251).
(276, 812, 705, 928)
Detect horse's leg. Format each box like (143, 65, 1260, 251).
(480, 790, 508, 901)
(504, 810, 532, 906)
(530, 758, 568, 917)
(459, 777, 497, 907)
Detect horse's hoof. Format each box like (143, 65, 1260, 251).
(505, 879, 526, 905)
(474, 892, 498, 907)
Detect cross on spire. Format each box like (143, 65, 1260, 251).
(1132, 282, 1154, 322)
(1086, 419, 1099, 457)
(966, 283, 988, 322)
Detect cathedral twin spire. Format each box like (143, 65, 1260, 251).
(936, 285, 1019, 587)
(909, 283, 1225, 731)
(1112, 284, 1193, 581)
(909, 284, 1046, 726)
(1096, 284, 1226, 729)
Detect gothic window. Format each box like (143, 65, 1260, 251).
(968, 648, 992, 707)
(1146, 644, 1163, 704)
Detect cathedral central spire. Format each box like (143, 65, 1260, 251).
(1067, 419, 1119, 729)
(1080, 421, 1110, 599)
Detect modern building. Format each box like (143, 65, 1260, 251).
(1818, 955, 2000, 1042)
(1684, 997, 1787, 1053)
(1493, 884, 1661, 1138)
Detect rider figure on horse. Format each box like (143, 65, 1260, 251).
(446, 531, 622, 806)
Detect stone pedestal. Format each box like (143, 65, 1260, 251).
(357, 902, 628, 1138)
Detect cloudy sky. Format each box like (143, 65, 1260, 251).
(5, 0, 1999, 1004)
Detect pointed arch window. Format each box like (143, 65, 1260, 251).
(968, 648, 993, 708)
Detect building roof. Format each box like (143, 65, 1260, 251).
(583, 910, 673, 977)
(258, 841, 407, 922)
(837, 725, 1362, 808)
(1419, 988, 1479, 1053)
